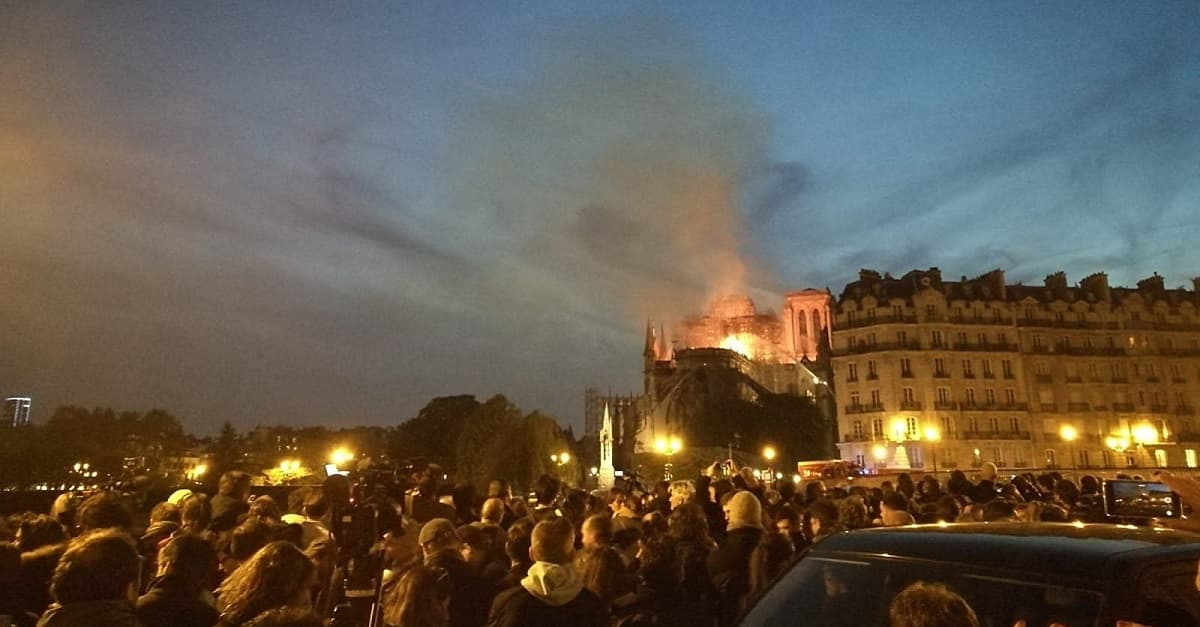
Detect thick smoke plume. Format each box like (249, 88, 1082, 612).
(449, 15, 779, 325)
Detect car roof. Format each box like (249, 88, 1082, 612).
(811, 523, 1200, 582)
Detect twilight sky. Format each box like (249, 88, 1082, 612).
(2, 2, 1198, 434)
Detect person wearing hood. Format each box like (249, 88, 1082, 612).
(136, 534, 219, 627)
(707, 490, 766, 627)
(486, 518, 603, 627)
(36, 529, 143, 627)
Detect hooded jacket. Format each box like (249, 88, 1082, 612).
(486, 562, 604, 627)
(36, 600, 142, 627)
(707, 527, 765, 627)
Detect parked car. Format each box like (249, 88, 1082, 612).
(740, 523, 1200, 627)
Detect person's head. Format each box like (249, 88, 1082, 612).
(694, 475, 713, 503)
(383, 564, 451, 627)
(50, 529, 141, 605)
(637, 535, 682, 590)
(158, 533, 217, 592)
(480, 498, 505, 525)
(979, 463, 998, 482)
(980, 499, 1016, 523)
(838, 495, 872, 530)
(505, 518, 535, 567)
(50, 492, 81, 532)
(668, 502, 712, 544)
(804, 480, 828, 504)
(457, 524, 490, 569)
(179, 493, 212, 531)
(669, 480, 694, 509)
(807, 499, 840, 538)
(487, 479, 512, 500)
(217, 541, 316, 626)
(77, 491, 134, 533)
(16, 514, 67, 552)
(611, 524, 643, 564)
(1079, 475, 1100, 495)
(775, 504, 801, 536)
(1055, 479, 1080, 505)
(725, 491, 764, 531)
(418, 518, 459, 559)
(249, 495, 281, 522)
(530, 518, 575, 565)
(218, 471, 253, 500)
(934, 495, 961, 523)
(888, 581, 979, 627)
(230, 519, 274, 564)
(149, 501, 181, 525)
(581, 514, 613, 549)
(609, 487, 630, 513)
(576, 545, 630, 605)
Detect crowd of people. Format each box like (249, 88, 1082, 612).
(0, 460, 1181, 627)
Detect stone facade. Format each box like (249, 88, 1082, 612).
(832, 268, 1200, 475)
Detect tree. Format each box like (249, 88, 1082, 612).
(454, 395, 521, 488)
(211, 421, 241, 475)
(390, 395, 479, 467)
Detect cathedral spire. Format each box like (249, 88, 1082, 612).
(643, 319, 658, 360)
(658, 322, 671, 361)
(598, 403, 615, 489)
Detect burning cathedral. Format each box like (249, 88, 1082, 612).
(587, 290, 838, 470)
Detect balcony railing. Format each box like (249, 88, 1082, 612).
(1113, 402, 1136, 412)
(934, 401, 958, 410)
(1035, 374, 1053, 383)
(1065, 376, 1083, 383)
(1039, 403, 1058, 412)
(833, 340, 921, 356)
(1067, 402, 1091, 412)
(900, 400, 922, 410)
(951, 343, 1018, 352)
(1150, 404, 1169, 413)
(844, 404, 884, 414)
(841, 314, 919, 329)
(1111, 377, 1129, 384)
(957, 430, 1031, 441)
(1176, 405, 1196, 416)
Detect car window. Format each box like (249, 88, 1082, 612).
(742, 555, 1105, 627)
(741, 557, 887, 627)
(1131, 560, 1200, 626)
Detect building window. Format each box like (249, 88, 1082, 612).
(998, 332, 1008, 346)
(1005, 388, 1017, 404)
(852, 421, 863, 439)
(1079, 449, 1090, 468)
(962, 360, 974, 377)
(993, 447, 1003, 464)
(1002, 360, 1014, 378)
(1009, 417, 1020, 433)
(897, 330, 908, 345)
(931, 330, 945, 347)
(993, 309, 1003, 322)
(985, 389, 996, 406)
(1187, 449, 1198, 469)
(855, 454, 865, 467)
(850, 391, 860, 407)
(902, 387, 915, 403)
(849, 336, 858, 350)
(968, 416, 980, 433)
(956, 332, 968, 346)
(900, 358, 913, 377)
(906, 417, 919, 439)
(870, 389, 881, 406)
(847, 363, 858, 382)
(1035, 361, 1050, 375)
(1155, 449, 1168, 468)
(1084, 336, 1094, 348)
(982, 360, 993, 377)
(872, 419, 884, 438)
(941, 416, 954, 435)
(893, 304, 903, 319)
(867, 333, 877, 347)
(926, 304, 937, 317)
(1045, 449, 1057, 468)
(977, 332, 987, 346)
(934, 358, 947, 376)
(867, 360, 878, 378)
(988, 417, 999, 433)
(866, 308, 876, 321)
(1089, 363, 1100, 379)
(907, 444, 922, 467)
(1033, 334, 1044, 349)
(1102, 450, 1113, 468)
(937, 387, 951, 404)
(965, 388, 977, 406)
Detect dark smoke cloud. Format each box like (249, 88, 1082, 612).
(447, 13, 781, 322)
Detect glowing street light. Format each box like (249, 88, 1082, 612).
(1060, 424, 1079, 479)
(762, 445, 777, 487)
(654, 435, 683, 480)
(923, 426, 941, 476)
(872, 444, 888, 469)
(550, 452, 570, 466)
(329, 447, 355, 467)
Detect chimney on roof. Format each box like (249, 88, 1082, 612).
(1044, 271, 1068, 293)
(1137, 273, 1165, 295)
(1080, 272, 1111, 302)
(859, 269, 882, 283)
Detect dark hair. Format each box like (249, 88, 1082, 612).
(934, 495, 961, 523)
(531, 519, 574, 564)
(981, 499, 1016, 522)
(637, 535, 682, 589)
(159, 533, 217, 592)
(77, 491, 134, 532)
(301, 491, 328, 519)
(668, 503, 713, 545)
(180, 493, 212, 532)
(612, 525, 643, 551)
(577, 546, 631, 605)
(505, 519, 534, 566)
(747, 532, 794, 600)
(51, 529, 140, 603)
(881, 491, 908, 512)
(583, 514, 614, 545)
(218, 471, 252, 498)
(230, 519, 274, 561)
(694, 475, 714, 503)
(249, 495, 281, 522)
(383, 564, 450, 627)
(889, 581, 979, 627)
(17, 514, 67, 552)
(149, 502, 181, 525)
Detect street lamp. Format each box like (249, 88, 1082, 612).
(329, 447, 355, 468)
(872, 444, 888, 471)
(550, 452, 570, 466)
(762, 445, 777, 487)
(1060, 424, 1078, 479)
(654, 436, 683, 481)
(1132, 423, 1159, 468)
(923, 426, 941, 477)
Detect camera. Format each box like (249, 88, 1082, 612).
(1102, 479, 1181, 520)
